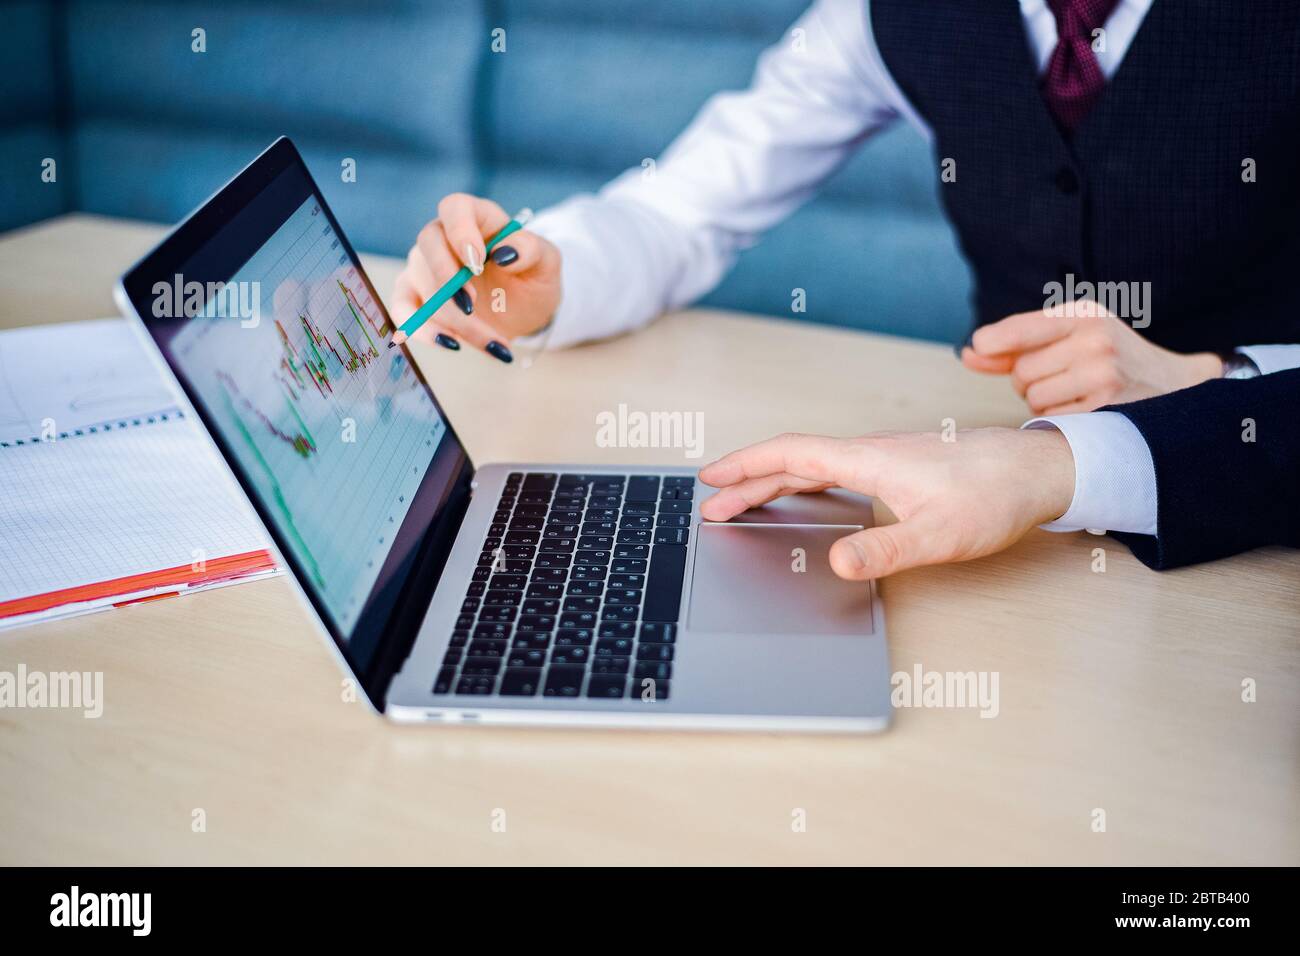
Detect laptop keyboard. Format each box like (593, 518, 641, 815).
(434, 472, 692, 702)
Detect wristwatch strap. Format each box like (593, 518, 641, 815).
(1220, 351, 1261, 380)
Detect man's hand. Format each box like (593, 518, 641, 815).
(393, 194, 562, 359)
(698, 428, 1076, 580)
(961, 300, 1222, 414)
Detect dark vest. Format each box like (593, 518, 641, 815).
(871, 0, 1300, 352)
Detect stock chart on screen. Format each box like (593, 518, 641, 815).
(171, 197, 446, 633)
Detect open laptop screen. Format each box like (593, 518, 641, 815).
(120, 139, 471, 691)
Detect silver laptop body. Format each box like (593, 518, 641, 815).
(386, 464, 891, 731)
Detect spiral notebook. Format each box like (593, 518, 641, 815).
(0, 318, 277, 631)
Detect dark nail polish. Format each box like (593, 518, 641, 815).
(387, 341, 397, 349)
(490, 245, 519, 267)
(435, 333, 460, 351)
(485, 340, 513, 364)
(453, 288, 473, 315)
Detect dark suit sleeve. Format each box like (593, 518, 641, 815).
(1102, 368, 1300, 570)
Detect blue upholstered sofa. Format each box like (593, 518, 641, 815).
(3, 0, 972, 343)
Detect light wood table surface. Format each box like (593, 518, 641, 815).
(1, 214, 1296, 866)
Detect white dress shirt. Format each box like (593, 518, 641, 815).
(526, 0, 1300, 539)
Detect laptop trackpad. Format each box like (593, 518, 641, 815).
(688, 523, 875, 635)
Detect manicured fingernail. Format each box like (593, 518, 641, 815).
(490, 245, 518, 267)
(465, 244, 484, 275)
(453, 288, 473, 315)
(485, 340, 513, 364)
(435, 333, 460, 351)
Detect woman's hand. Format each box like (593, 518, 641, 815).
(392, 194, 562, 361)
(699, 428, 1076, 580)
(961, 300, 1222, 414)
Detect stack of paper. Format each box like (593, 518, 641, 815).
(0, 318, 276, 630)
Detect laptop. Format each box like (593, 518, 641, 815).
(117, 137, 891, 732)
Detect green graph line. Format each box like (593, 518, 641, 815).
(340, 282, 377, 352)
(339, 330, 357, 369)
(283, 351, 306, 389)
(299, 315, 330, 381)
(282, 384, 317, 452)
(221, 386, 326, 589)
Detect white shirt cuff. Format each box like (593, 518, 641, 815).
(510, 200, 594, 353)
(1234, 344, 1300, 376)
(1022, 411, 1157, 536)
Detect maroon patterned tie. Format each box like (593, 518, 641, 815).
(1041, 0, 1122, 132)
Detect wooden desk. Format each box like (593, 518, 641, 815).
(1, 215, 1296, 865)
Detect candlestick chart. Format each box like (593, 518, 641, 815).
(170, 197, 446, 631)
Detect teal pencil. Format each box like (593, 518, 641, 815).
(389, 208, 532, 347)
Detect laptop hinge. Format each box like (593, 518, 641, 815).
(368, 462, 474, 709)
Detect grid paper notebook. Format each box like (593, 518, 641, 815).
(0, 319, 274, 628)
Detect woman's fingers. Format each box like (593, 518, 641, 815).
(416, 220, 477, 309)
(437, 193, 512, 274)
(410, 223, 513, 359)
(431, 299, 512, 355)
(488, 229, 550, 273)
(403, 235, 476, 324)
(699, 473, 831, 521)
(392, 270, 423, 323)
(398, 261, 461, 348)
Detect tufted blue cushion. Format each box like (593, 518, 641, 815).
(72, 119, 475, 259)
(60, 0, 481, 256)
(65, 1, 480, 160)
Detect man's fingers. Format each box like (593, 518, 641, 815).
(1039, 397, 1097, 415)
(437, 193, 511, 274)
(699, 473, 831, 522)
(829, 518, 939, 581)
(1023, 356, 1121, 413)
(971, 310, 1075, 357)
(699, 433, 867, 490)
(960, 347, 1015, 375)
(1024, 368, 1089, 414)
(1010, 336, 1078, 392)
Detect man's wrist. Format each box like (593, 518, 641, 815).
(1018, 426, 1076, 526)
(1187, 351, 1225, 385)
